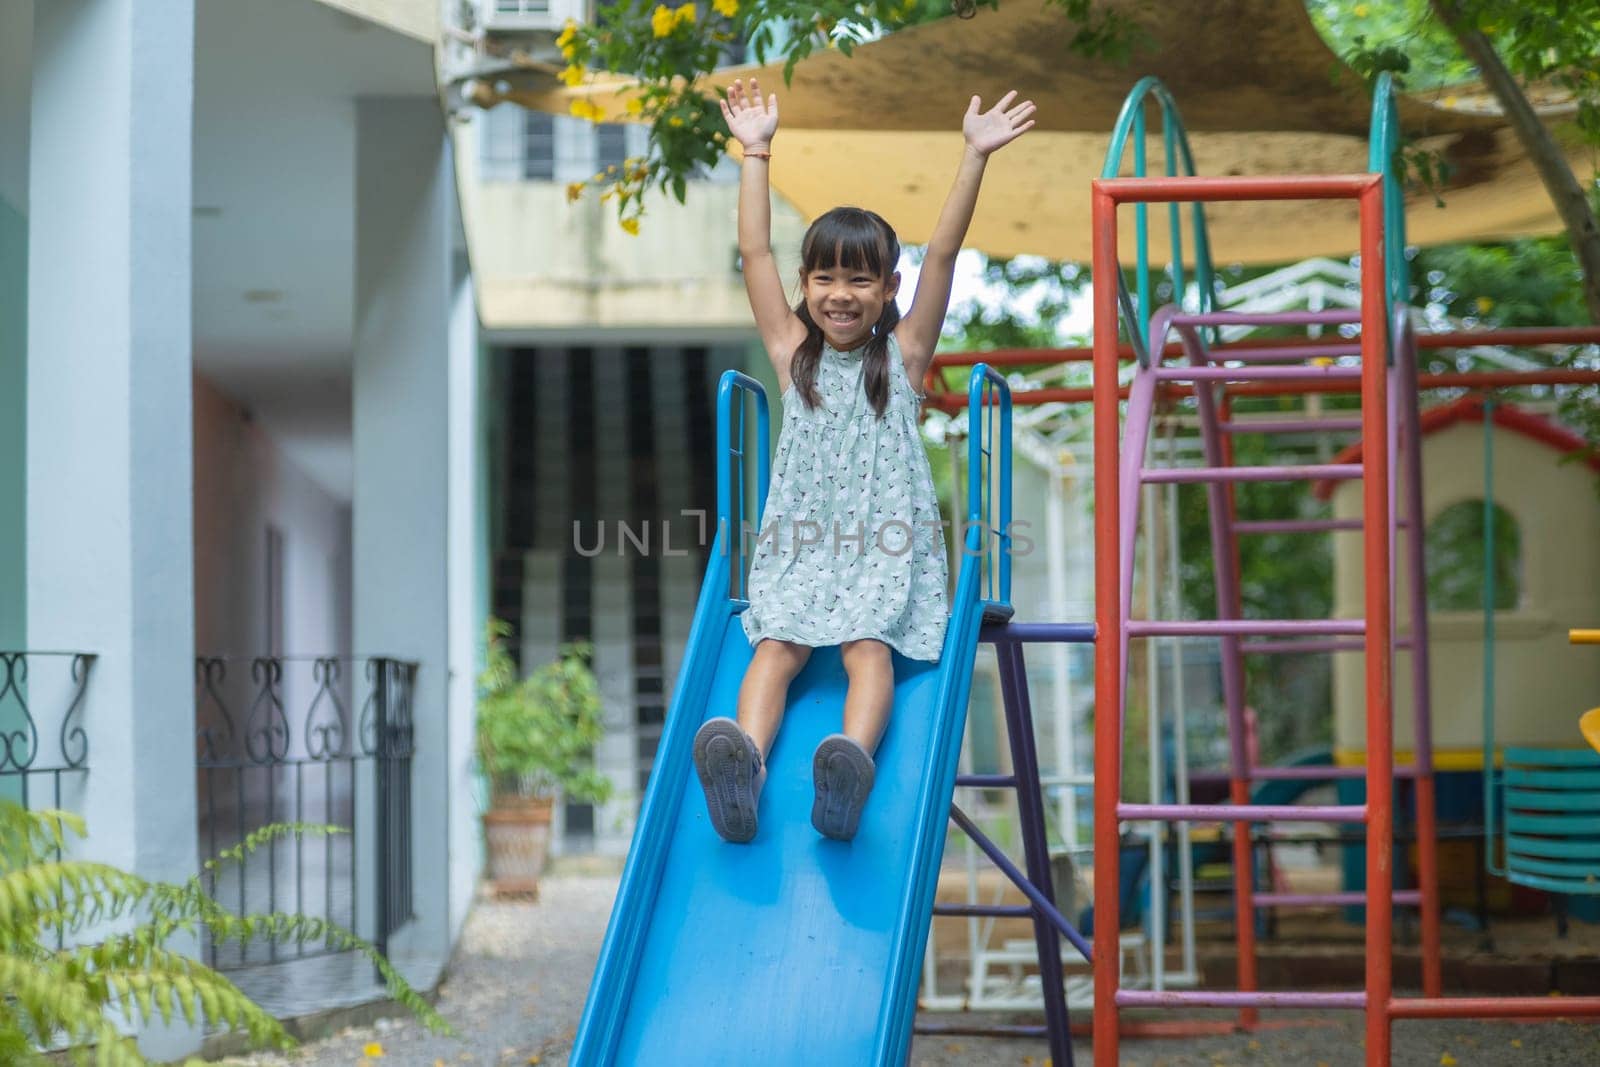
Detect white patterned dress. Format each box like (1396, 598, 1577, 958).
(740, 333, 949, 661)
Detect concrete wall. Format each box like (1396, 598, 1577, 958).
(456, 112, 809, 332)
(1332, 422, 1600, 759)
(193, 374, 352, 661)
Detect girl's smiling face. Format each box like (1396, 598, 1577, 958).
(802, 263, 900, 351)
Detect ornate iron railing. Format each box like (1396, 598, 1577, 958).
(0, 651, 95, 810)
(194, 654, 416, 971)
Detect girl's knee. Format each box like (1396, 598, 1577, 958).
(841, 639, 891, 666)
(756, 638, 812, 670)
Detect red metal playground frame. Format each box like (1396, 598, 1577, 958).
(1089, 173, 1600, 1067)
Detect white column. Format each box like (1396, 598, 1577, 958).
(446, 265, 482, 941)
(0, 1, 30, 649)
(26, 0, 198, 1057)
(352, 98, 453, 981)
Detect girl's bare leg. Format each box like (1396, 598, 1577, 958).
(840, 639, 894, 754)
(738, 638, 812, 788)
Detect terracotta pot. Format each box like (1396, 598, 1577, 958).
(482, 795, 554, 898)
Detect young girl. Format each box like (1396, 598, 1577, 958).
(693, 77, 1035, 844)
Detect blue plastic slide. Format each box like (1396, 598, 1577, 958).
(570, 371, 999, 1066)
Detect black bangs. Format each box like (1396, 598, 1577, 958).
(800, 207, 898, 278)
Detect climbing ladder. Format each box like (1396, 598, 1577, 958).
(1092, 171, 1405, 1063)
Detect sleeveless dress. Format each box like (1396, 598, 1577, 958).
(740, 333, 950, 661)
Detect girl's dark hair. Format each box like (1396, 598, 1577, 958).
(790, 206, 902, 418)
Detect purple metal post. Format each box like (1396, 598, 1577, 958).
(994, 639, 1074, 1067)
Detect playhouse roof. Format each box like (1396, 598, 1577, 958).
(511, 0, 1589, 263)
(1312, 397, 1600, 500)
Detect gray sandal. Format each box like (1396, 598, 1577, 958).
(692, 717, 762, 844)
(811, 734, 876, 841)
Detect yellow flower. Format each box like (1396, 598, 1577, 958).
(668, 115, 684, 127)
(674, 2, 697, 28)
(566, 182, 584, 203)
(713, 0, 738, 16)
(626, 97, 644, 116)
(363, 1044, 385, 1059)
(556, 20, 578, 49)
(569, 98, 605, 122)
(1353, 3, 1369, 16)
(1443, 95, 1460, 108)
(1475, 295, 1495, 314)
(559, 63, 585, 87)
(651, 4, 674, 36)
(620, 217, 641, 236)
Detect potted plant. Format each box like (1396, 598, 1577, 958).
(475, 618, 612, 897)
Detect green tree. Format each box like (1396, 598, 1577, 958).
(1309, 0, 1600, 323)
(555, 0, 1141, 228)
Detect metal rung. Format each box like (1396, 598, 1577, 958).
(1154, 365, 1362, 383)
(1205, 344, 1363, 364)
(1173, 309, 1361, 328)
(956, 774, 1018, 788)
(1255, 890, 1423, 907)
(1141, 463, 1362, 484)
(1118, 802, 1367, 822)
(1235, 518, 1364, 534)
(1116, 990, 1365, 1009)
(1188, 764, 1419, 783)
(1221, 417, 1364, 433)
(1239, 636, 1412, 655)
(932, 903, 1034, 918)
(1234, 517, 1408, 533)
(1128, 619, 1363, 638)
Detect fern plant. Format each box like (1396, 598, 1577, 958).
(0, 800, 450, 1065)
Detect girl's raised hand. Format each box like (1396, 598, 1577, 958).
(720, 77, 779, 152)
(962, 91, 1036, 157)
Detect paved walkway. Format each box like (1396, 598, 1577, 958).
(220, 872, 1600, 1067)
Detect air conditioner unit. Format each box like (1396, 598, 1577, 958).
(480, 0, 588, 33)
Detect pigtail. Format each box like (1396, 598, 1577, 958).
(790, 303, 827, 411)
(860, 300, 902, 418)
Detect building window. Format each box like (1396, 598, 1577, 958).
(522, 111, 556, 181)
(1425, 498, 1521, 611)
(596, 123, 628, 174)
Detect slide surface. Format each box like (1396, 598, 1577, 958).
(571, 532, 987, 1066)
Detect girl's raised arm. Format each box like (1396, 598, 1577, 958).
(722, 78, 804, 387)
(896, 91, 1036, 386)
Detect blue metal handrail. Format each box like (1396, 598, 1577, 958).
(715, 370, 771, 601)
(966, 363, 1013, 613)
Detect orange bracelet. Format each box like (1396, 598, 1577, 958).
(745, 149, 772, 161)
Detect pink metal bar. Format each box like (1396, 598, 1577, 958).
(1256, 891, 1423, 907)
(1171, 308, 1363, 327)
(1235, 518, 1363, 533)
(1129, 619, 1364, 637)
(1205, 344, 1363, 363)
(1239, 636, 1413, 655)
(1190, 765, 1418, 782)
(1118, 802, 1367, 822)
(1116, 990, 1367, 1009)
(1141, 463, 1362, 484)
(1155, 364, 1362, 382)
(1221, 418, 1364, 434)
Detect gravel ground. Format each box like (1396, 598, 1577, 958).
(219, 872, 1600, 1067)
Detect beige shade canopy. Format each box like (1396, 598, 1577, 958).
(509, 0, 1586, 264)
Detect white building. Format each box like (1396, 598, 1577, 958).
(3, 0, 482, 1055)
